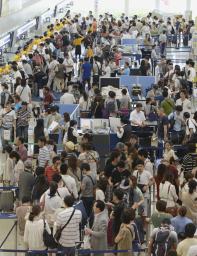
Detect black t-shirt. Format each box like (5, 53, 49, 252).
(104, 160, 117, 178)
(112, 201, 126, 237)
(111, 169, 130, 185)
(158, 115, 169, 140)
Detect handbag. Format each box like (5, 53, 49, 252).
(83, 235, 91, 249)
(54, 209, 75, 242)
(43, 220, 58, 249)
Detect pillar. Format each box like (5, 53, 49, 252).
(94, 0, 99, 19)
(186, 0, 191, 11)
(155, 0, 160, 11)
(124, 0, 129, 17)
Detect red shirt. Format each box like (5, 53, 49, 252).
(45, 166, 59, 183)
(43, 93, 53, 107)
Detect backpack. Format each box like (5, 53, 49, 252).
(1, 92, 12, 108)
(153, 228, 173, 256)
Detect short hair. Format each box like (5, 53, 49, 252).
(183, 112, 190, 119)
(80, 163, 90, 171)
(178, 206, 187, 217)
(38, 136, 46, 144)
(17, 137, 24, 144)
(138, 149, 148, 158)
(136, 103, 142, 108)
(95, 200, 105, 212)
(117, 161, 125, 168)
(60, 163, 68, 175)
(110, 151, 120, 161)
(135, 159, 144, 166)
(64, 195, 75, 207)
(113, 188, 124, 201)
(162, 90, 168, 98)
(121, 88, 127, 95)
(161, 218, 171, 225)
(121, 209, 135, 224)
(175, 105, 183, 112)
(22, 196, 31, 204)
(52, 173, 62, 183)
(52, 156, 60, 164)
(35, 167, 45, 176)
(156, 200, 167, 212)
(70, 120, 77, 127)
(109, 91, 116, 98)
(185, 223, 196, 238)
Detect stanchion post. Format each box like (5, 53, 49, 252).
(15, 221, 17, 256)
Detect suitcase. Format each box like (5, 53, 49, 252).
(0, 190, 14, 212)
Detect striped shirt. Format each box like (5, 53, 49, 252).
(56, 207, 82, 247)
(38, 146, 50, 168)
(16, 109, 31, 127)
(0, 109, 16, 129)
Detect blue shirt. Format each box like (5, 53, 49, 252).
(15, 103, 22, 111)
(82, 62, 91, 80)
(171, 216, 192, 234)
(123, 67, 130, 75)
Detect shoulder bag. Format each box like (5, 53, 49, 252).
(54, 208, 75, 242)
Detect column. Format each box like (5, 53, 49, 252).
(186, 0, 191, 11)
(124, 0, 129, 17)
(155, 0, 160, 11)
(94, 0, 99, 19)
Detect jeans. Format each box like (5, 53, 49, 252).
(57, 245, 75, 256)
(16, 126, 28, 142)
(81, 196, 94, 217)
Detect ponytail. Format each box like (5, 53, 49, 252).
(29, 205, 41, 221)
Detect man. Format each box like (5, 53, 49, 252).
(15, 136, 28, 162)
(104, 151, 121, 178)
(121, 61, 130, 75)
(138, 149, 153, 175)
(46, 105, 62, 144)
(177, 223, 197, 256)
(187, 60, 196, 95)
(85, 200, 108, 256)
(157, 107, 169, 158)
(159, 30, 167, 56)
(160, 90, 175, 116)
(47, 55, 59, 89)
(148, 218, 178, 256)
(80, 163, 96, 218)
(63, 53, 74, 86)
(133, 159, 154, 216)
(168, 105, 185, 144)
(37, 136, 50, 168)
(18, 160, 35, 201)
(82, 57, 92, 86)
(45, 156, 61, 183)
(117, 117, 133, 143)
(16, 101, 31, 142)
(171, 206, 192, 237)
(129, 103, 146, 127)
(56, 195, 82, 256)
(0, 101, 16, 151)
(109, 161, 130, 188)
(0, 83, 12, 109)
(60, 89, 76, 104)
(151, 200, 173, 228)
(43, 86, 53, 110)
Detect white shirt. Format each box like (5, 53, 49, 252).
(129, 109, 146, 126)
(133, 169, 153, 197)
(159, 181, 178, 208)
(186, 118, 196, 136)
(63, 58, 74, 73)
(103, 65, 111, 77)
(176, 98, 191, 114)
(24, 216, 51, 250)
(188, 67, 196, 82)
(61, 174, 78, 199)
(60, 93, 76, 104)
(16, 85, 31, 103)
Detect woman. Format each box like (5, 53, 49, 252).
(62, 112, 70, 137)
(10, 151, 24, 186)
(24, 205, 50, 256)
(67, 155, 82, 193)
(159, 172, 178, 210)
(78, 143, 99, 178)
(115, 209, 135, 256)
(79, 92, 91, 111)
(155, 164, 167, 200)
(3, 145, 14, 185)
(63, 120, 79, 145)
(40, 181, 63, 228)
(182, 179, 197, 224)
(34, 119, 45, 155)
(163, 141, 177, 162)
(179, 172, 193, 201)
(31, 174, 49, 204)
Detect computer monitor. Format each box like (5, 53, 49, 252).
(99, 77, 120, 89)
(92, 119, 109, 130)
(80, 119, 92, 130)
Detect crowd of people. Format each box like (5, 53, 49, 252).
(0, 8, 197, 256)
